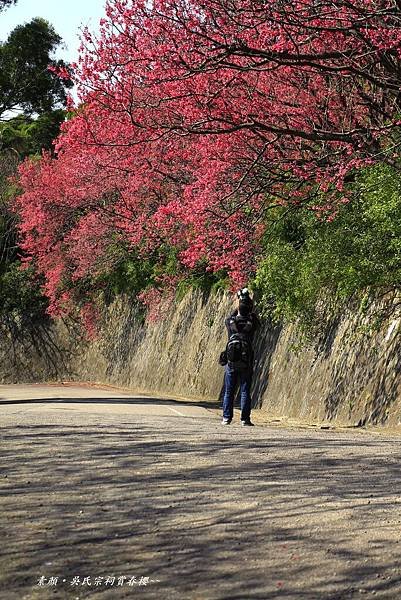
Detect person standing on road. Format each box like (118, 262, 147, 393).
(221, 288, 260, 426)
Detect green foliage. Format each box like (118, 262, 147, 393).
(254, 164, 401, 326)
(0, 262, 48, 327)
(0, 109, 66, 330)
(88, 239, 230, 307)
(0, 16, 71, 332)
(0, 1, 17, 12)
(0, 17, 72, 118)
(0, 189, 50, 330)
(0, 202, 17, 267)
(99, 254, 156, 300)
(0, 111, 65, 157)
(176, 268, 229, 302)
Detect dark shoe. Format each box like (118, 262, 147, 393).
(241, 419, 254, 426)
(222, 418, 232, 425)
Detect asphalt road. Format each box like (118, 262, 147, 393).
(1, 383, 401, 600)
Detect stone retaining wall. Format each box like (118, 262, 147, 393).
(1, 290, 400, 428)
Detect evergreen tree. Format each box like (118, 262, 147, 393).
(0, 17, 72, 119)
(0, 16, 72, 331)
(0, 0, 17, 12)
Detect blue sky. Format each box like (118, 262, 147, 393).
(0, 0, 107, 63)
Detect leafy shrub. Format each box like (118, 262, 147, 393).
(254, 164, 401, 326)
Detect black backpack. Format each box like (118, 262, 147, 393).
(226, 316, 253, 371)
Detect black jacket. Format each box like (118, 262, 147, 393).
(225, 310, 260, 344)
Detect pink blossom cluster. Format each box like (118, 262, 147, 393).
(16, 0, 401, 323)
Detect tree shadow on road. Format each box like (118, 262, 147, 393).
(0, 396, 221, 410)
(1, 420, 401, 599)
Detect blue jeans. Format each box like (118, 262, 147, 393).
(223, 366, 252, 422)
